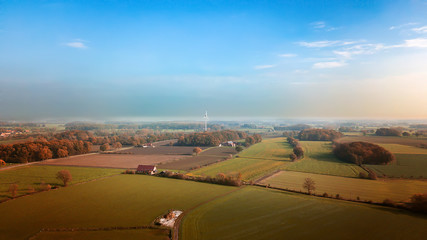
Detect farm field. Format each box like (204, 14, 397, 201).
(357, 143, 427, 178)
(0, 175, 234, 239)
(190, 157, 287, 181)
(33, 229, 170, 240)
(0, 165, 121, 201)
(38, 153, 189, 169)
(160, 147, 237, 171)
(260, 171, 427, 202)
(181, 187, 427, 240)
(238, 137, 292, 160)
(190, 138, 290, 181)
(38, 145, 200, 169)
(286, 141, 366, 178)
(337, 135, 427, 147)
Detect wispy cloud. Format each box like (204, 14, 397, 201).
(279, 53, 297, 57)
(412, 26, 427, 34)
(311, 21, 326, 29)
(389, 22, 418, 30)
(64, 39, 88, 49)
(313, 61, 346, 69)
(310, 21, 338, 31)
(333, 43, 385, 58)
(254, 65, 276, 70)
(298, 40, 358, 48)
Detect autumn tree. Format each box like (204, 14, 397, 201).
(409, 193, 427, 213)
(56, 170, 72, 186)
(57, 148, 68, 158)
(100, 143, 110, 151)
(303, 178, 316, 194)
(112, 142, 122, 149)
(289, 153, 297, 162)
(193, 147, 202, 156)
(293, 146, 304, 159)
(9, 184, 18, 198)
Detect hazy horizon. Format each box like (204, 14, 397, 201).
(1, 0, 427, 120)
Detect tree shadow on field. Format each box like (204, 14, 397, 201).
(368, 204, 427, 220)
(308, 152, 346, 164)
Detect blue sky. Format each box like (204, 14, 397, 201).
(1, 0, 427, 120)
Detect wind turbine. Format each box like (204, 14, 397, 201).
(203, 111, 208, 132)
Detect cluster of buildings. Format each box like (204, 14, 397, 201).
(0, 129, 29, 138)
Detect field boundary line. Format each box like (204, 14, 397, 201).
(29, 225, 171, 240)
(173, 185, 246, 240)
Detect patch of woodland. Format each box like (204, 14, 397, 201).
(298, 129, 343, 141)
(175, 130, 251, 147)
(333, 141, 395, 165)
(375, 128, 402, 136)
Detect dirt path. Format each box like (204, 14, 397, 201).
(172, 185, 246, 240)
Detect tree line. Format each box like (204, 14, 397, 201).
(375, 128, 402, 136)
(298, 129, 343, 141)
(287, 137, 304, 161)
(176, 130, 249, 146)
(0, 139, 92, 163)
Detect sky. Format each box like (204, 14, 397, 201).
(1, 0, 427, 121)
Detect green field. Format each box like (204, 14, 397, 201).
(190, 138, 290, 181)
(0, 165, 122, 201)
(0, 175, 234, 239)
(364, 144, 427, 178)
(286, 141, 366, 178)
(181, 187, 427, 240)
(261, 171, 427, 202)
(33, 229, 169, 240)
(190, 157, 287, 181)
(238, 137, 292, 160)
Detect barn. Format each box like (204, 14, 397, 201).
(136, 165, 157, 175)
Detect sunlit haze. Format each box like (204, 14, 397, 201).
(1, 0, 427, 120)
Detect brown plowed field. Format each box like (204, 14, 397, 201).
(160, 147, 237, 170)
(38, 153, 189, 169)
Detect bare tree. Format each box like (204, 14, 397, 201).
(57, 170, 72, 186)
(303, 178, 316, 194)
(9, 184, 18, 198)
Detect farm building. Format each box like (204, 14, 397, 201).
(136, 165, 157, 175)
(222, 141, 236, 147)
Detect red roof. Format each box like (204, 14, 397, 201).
(137, 165, 156, 172)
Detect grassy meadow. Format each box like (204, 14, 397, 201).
(0, 174, 234, 239)
(286, 141, 366, 178)
(364, 143, 427, 178)
(261, 171, 427, 202)
(0, 165, 122, 201)
(181, 187, 427, 240)
(190, 138, 291, 181)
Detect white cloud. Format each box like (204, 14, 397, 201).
(313, 61, 346, 69)
(64, 41, 87, 49)
(400, 38, 427, 48)
(412, 26, 427, 34)
(279, 53, 297, 57)
(298, 40, 358, 48)
(254, 65, 276, 70)
(389, 22, 418, 30)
